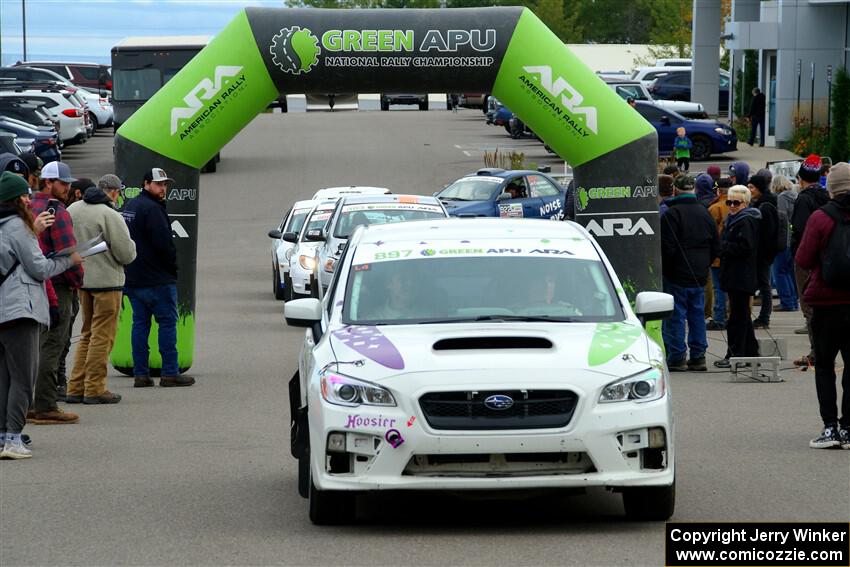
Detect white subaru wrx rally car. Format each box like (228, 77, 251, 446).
(284, 200, 337, 299)
(268, 199, 316, 301)
(285, 219, 676, 525)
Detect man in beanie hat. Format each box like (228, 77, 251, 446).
(794, 162, 850, 449)
(748, 172, 780, 328)
(660, 174, 720, 371)
(791, 154, 830, 367)
(29, 160, 83, 424)
(122, 167, 194, 388)
(66, 174, 136, 404)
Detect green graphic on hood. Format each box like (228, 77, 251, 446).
(271, 26, 320, 74)
(117, 9, 279, 169)
(110, 296, 195, 372)
(588, 322, 643, 366)
(491, 9, 654, 167)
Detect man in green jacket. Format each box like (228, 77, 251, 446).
(66, 175, 136, 404)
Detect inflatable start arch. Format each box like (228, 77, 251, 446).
(112, 7, 660, 373)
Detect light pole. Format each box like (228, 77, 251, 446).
(22, 0, 28, 61)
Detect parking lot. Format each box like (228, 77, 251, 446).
(1, 108, 847, 566)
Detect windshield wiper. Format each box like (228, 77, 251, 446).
(418, 315, 581, 324)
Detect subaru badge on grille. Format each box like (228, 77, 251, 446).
(484, 394, 514, 410)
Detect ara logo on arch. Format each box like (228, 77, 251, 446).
(522, 65, 598, 135)
(169, 66, 246, 137)
(585, 217, 655, 237)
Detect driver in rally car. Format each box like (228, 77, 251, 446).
(505, 181, 523, 199)
(522, 274, 583, 316)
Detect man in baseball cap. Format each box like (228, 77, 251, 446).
(121, 166, 194, 388)
(41, 161, 77, 184)
(29, 160, 83, 424)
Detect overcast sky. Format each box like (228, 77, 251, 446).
(0, 0, 288, 66)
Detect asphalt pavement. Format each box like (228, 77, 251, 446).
(1, 109, 847, 567)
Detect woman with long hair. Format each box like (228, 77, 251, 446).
(0, 172, 82, 459)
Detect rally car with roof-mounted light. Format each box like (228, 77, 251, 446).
(436, 169, 566, 220)
(268, 199, 317, 301)
(284, 218, 676, 525)
(315, 194, 449, 293)
(311, 186, 390, 201)
(282, 200, 337, 301)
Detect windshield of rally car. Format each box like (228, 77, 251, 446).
(342, 254, 624, 325)
(438, 177, 503, 201)
(333, 202, 447, 238)
(300, 208, 334, 238)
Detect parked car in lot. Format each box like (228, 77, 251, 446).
(268, 200, 317, 301)
(633, 101, 736, 160)
(380, 93, 428, 111)
(486, 98, 513, 128)
(647, 70, 730, 113)
(0, 68, 114, 132)
(605, 80, 707, 118)
(0, 83, 88, 145)
(0, 115, 61, 163)
(284, 218, 676, 524)
(436, 168, 566, 220)
(0, 131, 23, 155)
(13, 61, 111, 93)
(315, 194, 449, 293)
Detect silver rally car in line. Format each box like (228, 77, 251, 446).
(285, 218, 676, 525)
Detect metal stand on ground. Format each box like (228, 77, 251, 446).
(729, 356, 782, 382)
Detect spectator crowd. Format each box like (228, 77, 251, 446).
(0, 151, 190, 460)
(659, 155, 850, 450)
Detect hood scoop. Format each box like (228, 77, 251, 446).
(433, 337, 553, 351)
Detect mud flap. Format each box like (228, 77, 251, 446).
(289, 371, 308, 459)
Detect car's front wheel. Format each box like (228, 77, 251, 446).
(622, 480, 675, 521)
(309, 478, 355, 525)
(690, 135, 712, 161)
(283, 273, 293, 302)
(273, 264, 285, 301)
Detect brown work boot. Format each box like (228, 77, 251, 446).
(160, 375, 195, 387)
(83, 391, 122, 405)
(134, 376, 154, 388)
(30, 408, 80, 424)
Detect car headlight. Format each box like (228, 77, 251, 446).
(284, 248, 294, 262)
(324, 258, 336, 273)
(714, 127, 733, 136)
(599, 367, 665, 403)
(320, 372, 396, 407)
(299, 254, 316, 271)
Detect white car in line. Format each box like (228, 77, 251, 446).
(0, 88, 88, 145)
(283, 200, 338, 300)
(315, 194, 449, 292)
(311, 186, 390, 200)
(285, 218, 676, 525)
(268, 199, 317, 301)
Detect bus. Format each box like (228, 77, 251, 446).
(111, 36, 287, 172)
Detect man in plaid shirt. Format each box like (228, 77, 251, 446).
(29, 161, 84, 424)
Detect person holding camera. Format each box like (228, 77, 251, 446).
(0, 172, 83, 458)
(29, 161, 84, 425)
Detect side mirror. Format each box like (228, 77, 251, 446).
(497, 192, 512, 201)
(634, 291, 674, 325)
(285, 298, 322, 327)
(268, 229, 282, 239)
(282, 231, 298, 243)
(304, 228, 326, 242)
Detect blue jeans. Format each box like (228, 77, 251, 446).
(771, 249, 798, 310)
(124, 285, 178, 377)
(710, 266, 727, 325)
(662, 279, 708, 364)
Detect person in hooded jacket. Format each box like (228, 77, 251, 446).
(67, 175, 136, 405)
(714, 185, 762, 369)
(728, 162, 750, 186)
(695, 173, 715, 208)
(791, 154, 830, 367)
(0, 172, 82, 459)
(771, 175, 798, 312)
(795, 162, 850, 449)
(748, 172, 780, 328)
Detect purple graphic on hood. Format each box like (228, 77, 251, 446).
(332, 326, 405, 370)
